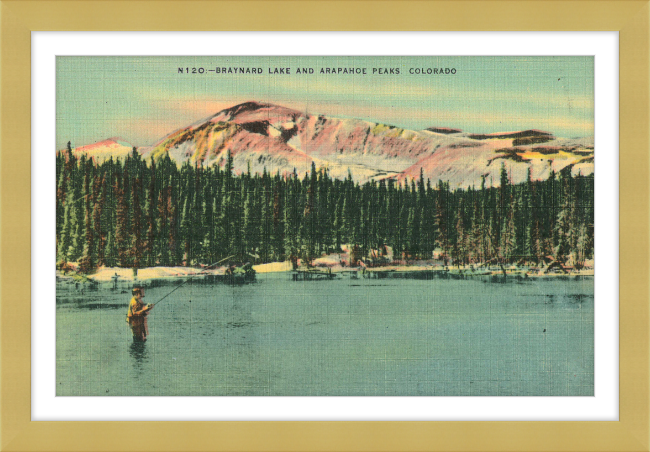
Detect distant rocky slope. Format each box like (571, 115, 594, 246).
(66, 101, 594, 187)
(69, 137, 134, 163)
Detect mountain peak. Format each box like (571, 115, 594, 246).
(217, 101, 271, 118)
(202, 101, 305, 128)
(69, 102, 593, 188)
(64, 136, 134, 163)
(74, 137, 133, 151)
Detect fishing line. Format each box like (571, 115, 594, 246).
(150, 254, 235, 306)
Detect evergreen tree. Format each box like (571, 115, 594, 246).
(284, 170, 300, 259)
(104, 231, 117, 267)
(271, 179, 285, 261)
(92, 175, 106, 267)
(242, 185, 256, 256)
(499, 192, 516, 263)
(554, 197, 571, 262)
(523, 168, 534, 262)
(575, 221, 589, 269)
(79, 169, 95, 272)
(56, 170, 68, 245)
(302, 167, 317, 262)
(167, 176, 180, 265)
(260, 186, 271, 262)
(180, 196, 193, 265)
(131, 177, 144, 269)
(56, 148, 596, 272)
(453, 199, 467, 266)
(200, 187, 213, 263)
(407, 204, 420, 258)
(333, 194, 344, 252)
(144, 168, 156, 267)
(57, 189, 75, 263)
(397, 192, 408, 258)
(434, 180, 449, 262)
(115, 171, 129, 267)
(157, 187, 169, 266)
(469, 193, 483, 264)
(554, 173, 575, 263)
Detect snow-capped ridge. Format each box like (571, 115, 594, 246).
(65, 101, 594, 187)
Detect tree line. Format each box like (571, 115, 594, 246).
(56, 145, 594, 272)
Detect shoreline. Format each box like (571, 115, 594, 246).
(56, 261, 594, 285)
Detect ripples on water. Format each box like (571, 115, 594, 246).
(56, 274, 594, 396)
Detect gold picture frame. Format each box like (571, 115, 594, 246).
(2, 1, 648, 450)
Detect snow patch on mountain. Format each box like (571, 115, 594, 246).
(68, 102, 594, 187)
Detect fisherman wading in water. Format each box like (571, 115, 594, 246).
(126, 287, 153, 342)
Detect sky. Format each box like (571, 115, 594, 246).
(56, 56, 594, 149)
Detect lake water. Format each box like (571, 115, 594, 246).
(56, 274, 594, 396)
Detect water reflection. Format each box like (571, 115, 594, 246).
(129, 341, 149, 374)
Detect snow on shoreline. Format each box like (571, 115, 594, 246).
(86, 266, 224, 282)
(57, 260, 594, 284)
(61, 261, 294, 283)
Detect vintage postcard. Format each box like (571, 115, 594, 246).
(55, 56, 594, 396)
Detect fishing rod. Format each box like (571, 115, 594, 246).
(150, 254, 236, 307)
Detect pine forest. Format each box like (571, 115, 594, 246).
(56, 145, 594, 273)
